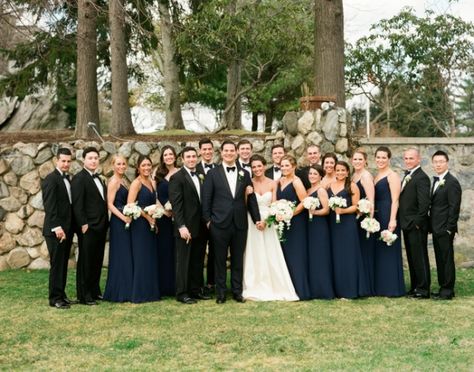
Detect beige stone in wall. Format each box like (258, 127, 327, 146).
(39, 241, 49, 259)
(27, 210, 45, 228)
(0, 255, 10, 271)
(6, 247, 31, 269)
(38, 161, 55, 179)
(16, 204, 34, 219)
(298, 111, 314, 135)
(28, 257, 50, 270)
(26, 247, 40, 259)
(16, 226, 43, 246)
(13, 142, 39, 158)
(0, 158, 8, 175)
(3, 171, 17, 186)
(335, 138, 349, 153)
(5, 213, 24, 234)
(19, 170, 40, 195)
(29, 192, 44, 210)
(0, 232, 16, 253)
(0, 196, 21, 212)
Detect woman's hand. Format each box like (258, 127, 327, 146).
(388, 219, 397, 232)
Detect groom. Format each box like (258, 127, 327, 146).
(202, 140, 261, 304)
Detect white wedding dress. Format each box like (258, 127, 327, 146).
(243, 192, 299, 301)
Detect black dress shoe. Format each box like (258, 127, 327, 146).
(216, 296, 226, 304)
(433, 295, 453, 301)
(232, 294, 245, 303)
(178, 297, 197, 304)
(50, 301, 70, 309)
(411, 292, 430, 299)
(191, 292, 212, 300)
(81, 300, 98, 305)
(63, 297, 78, 305)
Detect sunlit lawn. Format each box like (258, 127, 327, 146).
(0, 269, 473, 370)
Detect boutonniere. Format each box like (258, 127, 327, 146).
(405, 175, 412, 183)
(438, 179, 445, 187)
(238, 170, 245, 181)
(198, 174, 205, 183)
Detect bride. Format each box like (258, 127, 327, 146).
(242, 154, 299, 301)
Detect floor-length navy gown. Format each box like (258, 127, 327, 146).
(328, 188, 369, 299)
(156, 179, 176, 297)
(356, 180, 376, 296)
(130, 184, 161, 303)
(307, 190, 335, 299)
(276, 182, 310, 300)
(104, 184, 133, 302)
(373, 177, 405, 297)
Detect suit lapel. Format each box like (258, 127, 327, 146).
(218, 165, 234, 198)
(85, 169, 105, 200)
(183, 169, 200, 200)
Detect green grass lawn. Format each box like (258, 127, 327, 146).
(1, 269, 473, 370)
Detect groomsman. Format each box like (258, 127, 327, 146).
(399, 147, 431, 298)
(429, 150, 462, 300)
(71, 147, 108, 305)
(299, 144, 322, 189)
(236, 139, 253, 174)
(169, 147, 210, 304)
(42, 148, 75, 309)
(195, 138, 217, 292)
(265, 144, 285, 180)
(202, 140, 261, 303)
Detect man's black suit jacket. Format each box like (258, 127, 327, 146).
(71, 169, 108, 231)
(168, 168, 205, 238)
(42, 169, 73, 237)
(429, 172, 462, 234)
(202, 165, 260, 230)
(399, 167, 431, 231)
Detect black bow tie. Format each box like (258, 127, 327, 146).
(92, 173, 99, 179)
(190, 171, 197, 177)
(274, 166, 281, 172)
(204, 163, 213, 169)
(242, 163, 250, 168)
(62, 173, 70, 181)
(226, 166, 236, 173)
(404, 170, 411, 176)
(433, 176, 439, 182)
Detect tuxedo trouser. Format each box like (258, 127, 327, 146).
(209, 223, 247, 297)
(403, 227, 430, 294)
(76, 228, 106, 302)
(433, 231, 456, 296)
(175, 235, 206, 299)
(45, 234, 72, 304)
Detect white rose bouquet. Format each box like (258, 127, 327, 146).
(357, 198, 372, 217)
(328, 196, 347, 223)
(123, 202, 142, 229)
(303, 196, 321, 221)
(380, 229, 398, 246)
(144, 204, 165, 219)
(267, 199, 295, 241)
(360, 217, 380, 239)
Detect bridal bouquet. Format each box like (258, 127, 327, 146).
(123, 202, 142, 229)
(360, 217, 380, 239)
(303, 196, 321, 221)
(328, 196, 347, 223)
(267, 199, 295, 241)
(357, 198, 372, 217)
(380, 229, 398, 246)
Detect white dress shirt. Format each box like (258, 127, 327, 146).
(223, 163, 238, 198)
(86, 168, 105, 200)
(184, 166, 201, 200)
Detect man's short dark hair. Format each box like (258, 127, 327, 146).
(57, 148, 72, 157)
(221, 140, 236, 150)
(199, 138, 213, 149)
(83, 147, 99, 158)
(237, 139, 253, 150)
(432, 150, 449, 162)
(181, 146, 197, 157)
(271, 144, 285, 153)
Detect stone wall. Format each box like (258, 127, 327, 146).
(1, 107, 473, 270)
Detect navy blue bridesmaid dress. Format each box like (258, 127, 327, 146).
(104, 184, 133, 302)
(156, 179, 176, 297)
(373, 177, 405, 297)
(276, 182, 311, 300)
(328, 188, 369, 299)
(356, 180, 376, 296)
(307, 190, 335, 299)
(130, 184, 161, 303)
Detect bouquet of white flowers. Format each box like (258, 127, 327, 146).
(267, 199, 295, 241)
(380, 229, 398, 246)
(144, 204, 165, 219)
(164, 201, 172, 211)
(303, 196, 321, 221)
(357, 198, 372, 217)
(328, 196, 347, 223)
(360, 217, 381, 239)
(123, 202, 142, 229)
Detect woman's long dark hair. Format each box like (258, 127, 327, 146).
(135, 155, 152, 177)
(154, 145, 177, 184)
(336, 160, 353, 195)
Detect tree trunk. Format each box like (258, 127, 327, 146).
(159, 0, 184, 130)
(75, 0, 100, 139)
(314, 0, 345, 108)
(264, 109, 274, 133)
(222, 59, 242, 130)
(251, 112, 259, 131)
(109, 0, 135, 136)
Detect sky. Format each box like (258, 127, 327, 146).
(344, 0, 474, 43)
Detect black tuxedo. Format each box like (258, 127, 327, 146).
(201, 165, 260, 298)
(168, 168, 207, 300)
(71, 169, 108, 303)
(265, 165, 280, 180)
(195, 161, 217, 287)
(237, 160, 251, 175)
(429, 172, 462, 297)
(41, 169, 74, 305)
(399, 167, 431, 295)
(297, 166, 312, 190)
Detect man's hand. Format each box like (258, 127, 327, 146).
(81, 224, 89, 234)
(255, 221, 266, 231)
(55, 227, 66, 242)
(179, 226, 192, 244)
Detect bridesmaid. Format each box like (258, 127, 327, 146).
(373, 146, 405, 297)
(154, 145, 179, 297)
(328, 161, 369, 299)
(351, 148, 376, 296)
(128, 155, 161, 303)
(321, 152, 338, 189)
(104, 155, 133, 302)
(276, 155, 311, 300)
(306, 165, 335, 299)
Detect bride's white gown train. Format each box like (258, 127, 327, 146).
(243, 192, 299, 301)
